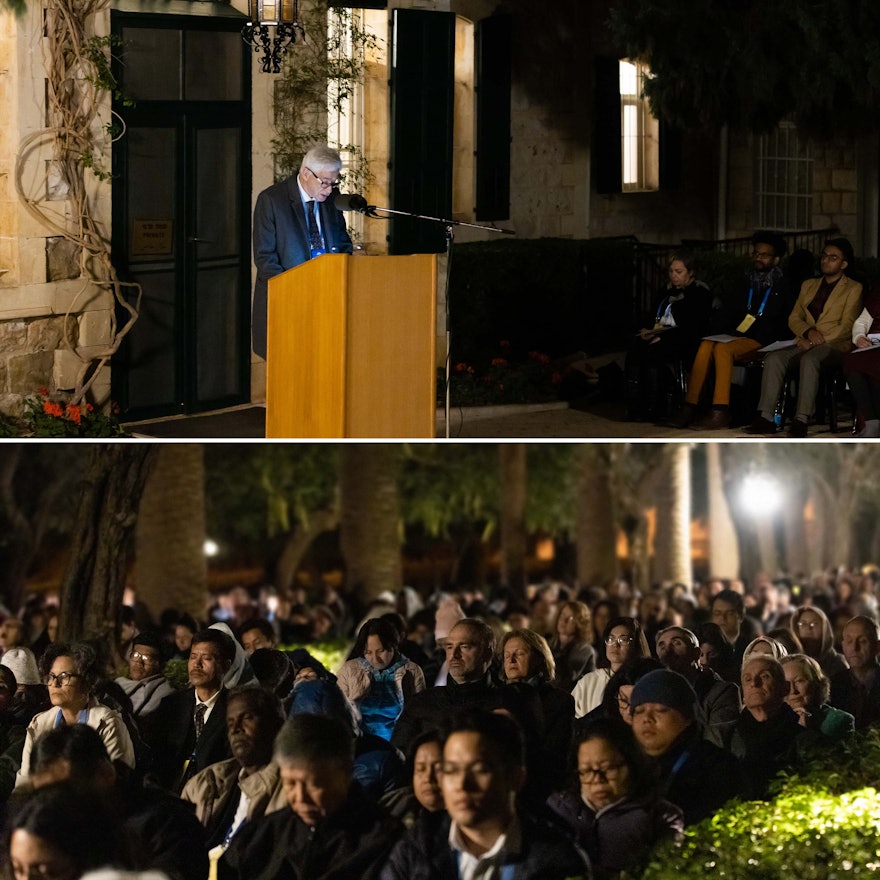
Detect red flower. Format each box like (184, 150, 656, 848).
(491, 357, 507, 367)
(86, 403, 94, 412)
(39, 387, 49, 397)
(455, 362, 469, 373)
(43, 401, 63, 418)
(65, 404, 82, 425)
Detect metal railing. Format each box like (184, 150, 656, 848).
(631, 228, 839, 325)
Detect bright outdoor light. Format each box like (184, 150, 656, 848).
(739, 473, 783, 518)
(203, 539, 220, 557)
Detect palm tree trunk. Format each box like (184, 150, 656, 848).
(135, 444, 207, 622)
(499, 444, 527, 598)
(340, 445, 402, 613)
(574, 445, 618, 588)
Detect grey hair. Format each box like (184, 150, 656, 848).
(273, 714, 354, 769)
(301, 145, 343, 174)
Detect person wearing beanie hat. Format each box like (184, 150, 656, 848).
(630, 668, 697, 722)
(433, 598, 465, 644)
(1, 646, 41, 688)
(631, 668, 741, 825)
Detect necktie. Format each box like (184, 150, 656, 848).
(306, 200, 323, 256)
(194, 702, 207, 740)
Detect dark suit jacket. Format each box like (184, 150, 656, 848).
(146, 686, 231, 794)
(252, 177, 353, 358)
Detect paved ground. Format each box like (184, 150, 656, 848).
(128, 397, 854, 440)
(437, 398, 853, 440)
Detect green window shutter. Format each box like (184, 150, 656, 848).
(594, 55, 622, 195)
(475, 13, 511, 220)
(389, 9, 455, 255)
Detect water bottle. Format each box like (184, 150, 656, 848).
(773, 399, 783, 430)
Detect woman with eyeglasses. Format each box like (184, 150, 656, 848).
(571, 617, 651, 718)
(15, 642, 135, 788)
(789, 605, 848, 679)
(546, 717, 683, 878)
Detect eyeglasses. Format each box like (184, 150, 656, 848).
(616, 693, 631, 709)
(306, 167, 339, 189)
(605, 635, 634, 647)
(45, 671, 80, 687)
(578, 763, 625, 783)
(820, 252, 842, 262)
(131, 651, 159, 664)
(797, 621, 819, 631)
(751, 250, 775, 259)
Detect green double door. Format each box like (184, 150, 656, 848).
(111, 10, 251, 419)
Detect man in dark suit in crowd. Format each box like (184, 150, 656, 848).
(251, 144, 353, 359)
(146, 628, 236, 793)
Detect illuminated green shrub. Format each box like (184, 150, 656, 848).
(641, 730, 880, 880)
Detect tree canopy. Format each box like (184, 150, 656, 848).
(607, 0, 880, 138)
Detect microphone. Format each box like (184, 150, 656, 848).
(334, 193, 369, 213)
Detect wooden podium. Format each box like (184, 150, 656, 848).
(265, 253, 437, 438)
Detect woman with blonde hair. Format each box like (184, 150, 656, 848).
(550, 601, 596, 692)
(781, 653, 854, 742)
(502, 628, 574, 799)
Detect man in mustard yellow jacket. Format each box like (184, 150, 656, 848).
(748, 237, 862, 437)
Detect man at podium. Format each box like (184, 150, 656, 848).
(252, 145, 353, 359)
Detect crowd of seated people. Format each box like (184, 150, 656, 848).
(623, 230, 876, 436)
(0, 568, 879, 879)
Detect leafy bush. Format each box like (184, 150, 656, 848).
(0, 390, 126, 437)
(280, 638, 352, 675)
(439, 344, 567, 406)
(641, 730, 880, 880)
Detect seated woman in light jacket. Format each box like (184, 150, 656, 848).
(16, 641, 135, 787)
(337, 618, 425, 741)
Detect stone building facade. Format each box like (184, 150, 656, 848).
(1, 0, 878, 420)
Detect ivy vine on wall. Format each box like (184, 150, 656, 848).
(272, 5, 381, 193)
(14, 0, 140, 407)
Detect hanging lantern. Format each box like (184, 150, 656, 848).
(241, 0, 304, 74)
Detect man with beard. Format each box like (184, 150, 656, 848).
(391, 619, 502, 757)
(669, 231, 791, 429)
(654, 626, 741, 748)
(749, 237, 862, 437)
(182, 686, 287, 860)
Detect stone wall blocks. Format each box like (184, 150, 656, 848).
(7, 350, 53, 394)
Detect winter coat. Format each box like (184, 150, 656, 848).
(546, 788, 682, 877)
(181, 757, 287, 839)
(380, 809, 590, 880)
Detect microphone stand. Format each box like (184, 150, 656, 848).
(355, 202, 514, 438)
